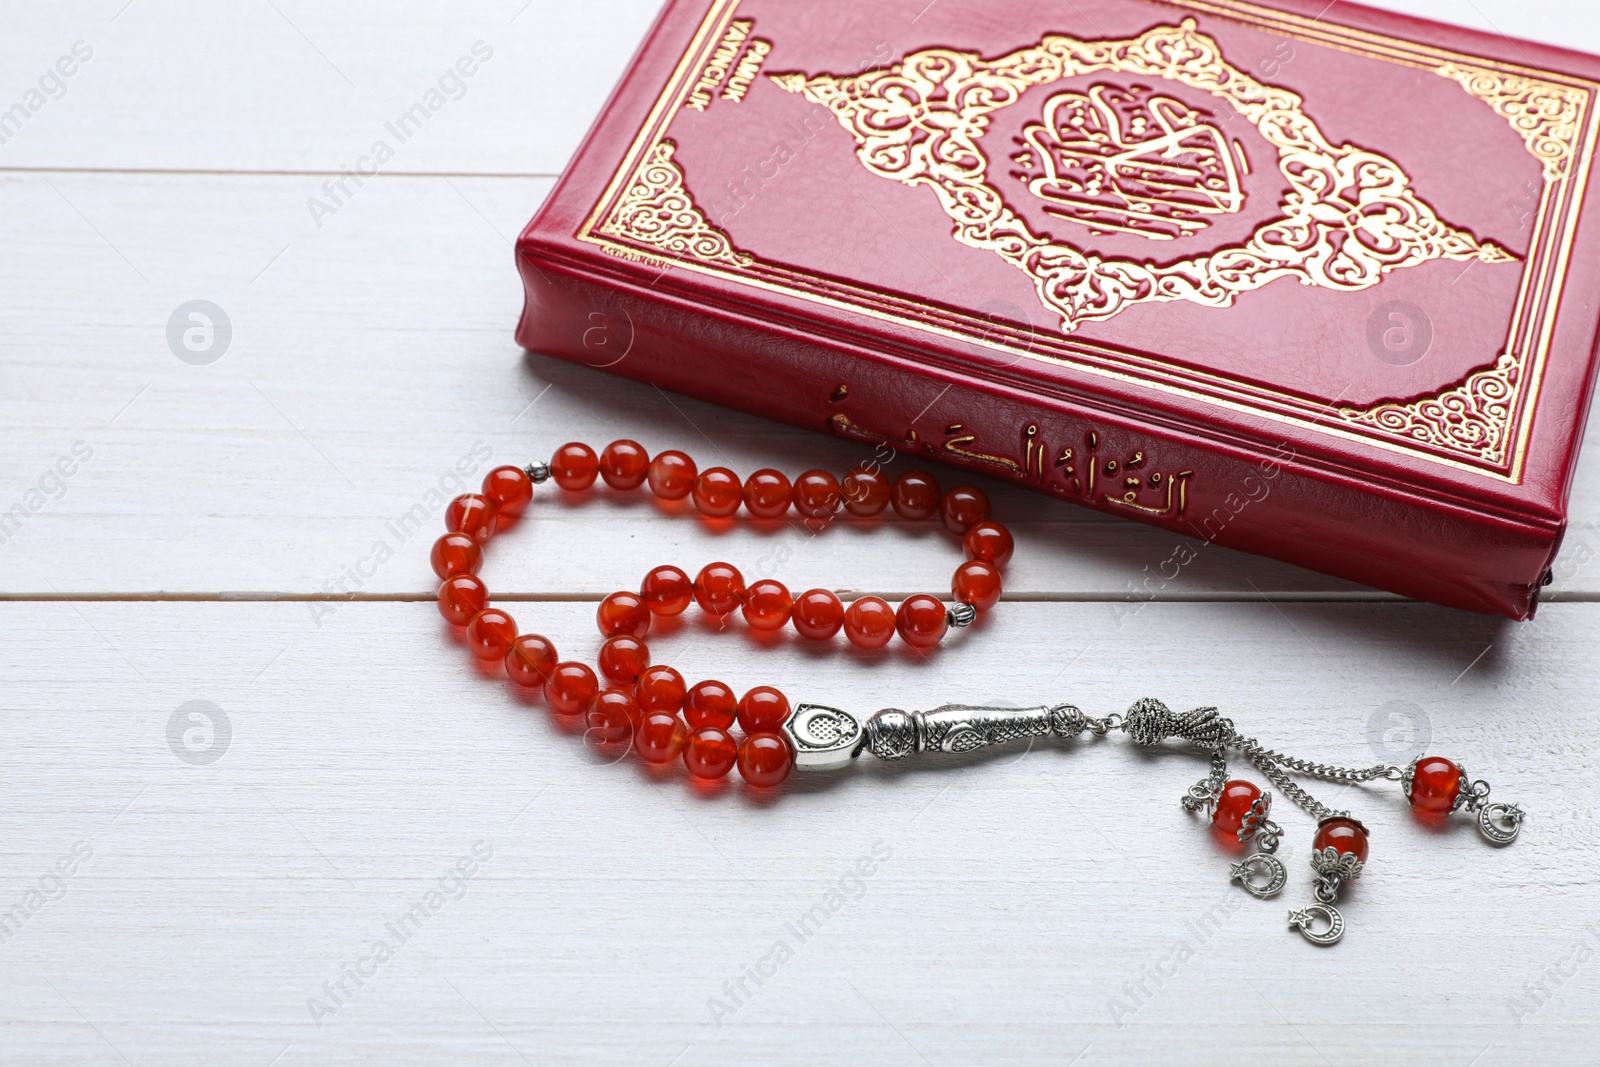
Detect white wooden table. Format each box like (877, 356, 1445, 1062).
(3, 1, 1599, 1063)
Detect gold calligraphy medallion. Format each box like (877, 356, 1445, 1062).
(1012, 82, 1249, 241)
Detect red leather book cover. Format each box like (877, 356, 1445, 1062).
(515, 0, 1600, 619)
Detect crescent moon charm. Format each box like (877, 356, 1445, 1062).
(1229, 853, 1287, 899)
(1478, 802, 1524, 845)
(1288, 903, 1346, 946)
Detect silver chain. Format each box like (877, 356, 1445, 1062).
(1236, 738, 1338, 822)
(1247, 746, 1401, 785)
(1205, 749, 1227, 795)
(1086, 712, 1124, 736)
(1109, 700, 1367, 822)
(1200, 729, 1399, 821)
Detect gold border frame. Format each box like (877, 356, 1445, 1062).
(576, 0, 1600, 483)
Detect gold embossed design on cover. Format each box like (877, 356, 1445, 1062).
(773, 19, 1513, 333)
(1011, 83, 1249, 240)
(1335, 351, 1519, 462)
(597, 140, 753, 269)
(1437, 63, 1583, 182)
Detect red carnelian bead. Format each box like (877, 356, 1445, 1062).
(437, 574, 488, 626)
(597, 591, 650, 638)
(964, 521, 1015, 567)
(940, 485, 991, 534)
(597, 635, 650, 686)
(1211, 779, 1262, 846)
(693, 468, 744, 518)
(1408, 757, 1464, 816)
(684, 680, 738, 730)
(792, 588, 845, 640)
(693, 562, 746, 617)
(737, 686, 791, 734)
(466, 609, 518, 661)
(891, 470, 941, 520)
(842, 466, 890, 517)
(505, 634, 558, 688)
(545, 662, 599, 716)
(743, 469, 793, 520)
(550, 442, 599, 491)
(844, 596, 897, 649)
(587, 688, 641, 744)
(482, 466, 533, 517)
(647, 450, 697, 500)
(793, 470, 842, 521)
(446, 494, 497, 544)
(896, 595, 949, 648)
(742, 579, 794, 631)
(952, 560, 1003, 612)
(635, 665, 687, 714)
(640, 565, 694, 616)
(737, 733, 794, 788)
(1313, 817, 1370, 863)
(599, 439, 650, 490)
(684, 727, 738, 779)
(634, 712, 689, 764)
(431, 533, 482, 580)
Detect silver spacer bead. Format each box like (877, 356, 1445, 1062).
(947, 603, 977, 628)
(1049, 704, 1088, 738)
(864, 710, 918, 761)
(524, 462, 552, 484)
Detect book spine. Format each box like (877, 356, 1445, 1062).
(515, 247, 1556, 619)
